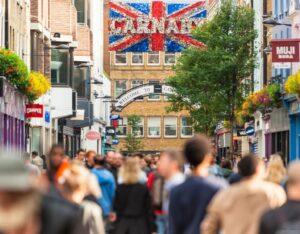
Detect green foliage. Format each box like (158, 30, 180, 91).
(167, 0, 257, 135)
(124, 115, 143, 154)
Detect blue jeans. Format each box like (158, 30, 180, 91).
(156, 214, 167, 234)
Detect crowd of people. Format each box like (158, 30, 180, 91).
(0, 135, 300, 234)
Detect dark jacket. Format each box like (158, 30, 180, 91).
(40, 194, 88, 234)
(113, 183, 153, 234)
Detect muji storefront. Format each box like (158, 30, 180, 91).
(0, 77, 27, 153)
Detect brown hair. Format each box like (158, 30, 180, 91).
(119, 157, 141, 184)
(161, 148, 184, 168)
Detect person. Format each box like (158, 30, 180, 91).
(259, 161, 300, 233)
(32, 151, 43, 171)
(91, 155, 116, 221)
(105, 151, 115, 169)
(59, 162, 105, 234)
(156, 149, 185, 234)
(75, 149, 86, 162)
(168, 135, 227, 234)
(201, 154, 287, 234)
(40, 154, 47, 170)
(112, 158, 154, 234)
(220, 159, 233, 180)
(0, 156, 87, 234)
(208, 155, 223, 177)
(265, 154, 286, 185)
(232, 155, 241, 173)
(85, 150, 96, 169)
(114, 152, 124, 168)
(23, 152, 41, 176)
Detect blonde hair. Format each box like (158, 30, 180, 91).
(265, 154, 286, 184)
(119, 157, 141, 184)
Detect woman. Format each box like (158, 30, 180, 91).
(60, 162, 105, 234)
(113, 157, 154, 234)
(265, 154, 286, 185)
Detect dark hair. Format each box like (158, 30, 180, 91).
(161, 149, 184, 168)
(32, 151, 38, 156)
(238, 154, 261, 178)
(184, 135, 211, 167)
(76, 149, 85, 155)
(49, 144, 64, 156)
(94, 155, 106, 166)
(221, 160, 232, 170)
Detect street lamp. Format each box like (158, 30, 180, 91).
(263, 46, 272, 54)
(263, 18, 292, 27)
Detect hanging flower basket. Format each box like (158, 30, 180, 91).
(285, 71, 300, 101)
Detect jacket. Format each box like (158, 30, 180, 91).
(201, 178, 287, 234)
(81, 200, 105, 234)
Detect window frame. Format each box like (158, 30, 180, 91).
(131, 117, 144, 138)
(164, 116, 178, 138)
(131, 52, 144, 65)
(147, 117, 161, 138)
(148, 80, 161, 101)
(147, 52, 160, 66)
(114, 80, 127, 98)
(180, 116, 193, 138)
(164, 52, 176, 65)
(131, 80, 144, 101)
(115, 52, 127, 65)
(116, 117, 128, 138)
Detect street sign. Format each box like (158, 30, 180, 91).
(237, 129, 247, 137)
(45, 111, 50, 123)
(86, 131, 101, 140)
(245, 126, 255, 136)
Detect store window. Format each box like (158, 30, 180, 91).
(148, 80, 160, 101)
(164, 52, 176, 65)
(115, 52, 127, 65)
(74, 0, 87, 24)
(132, 53, 144, 65)
(181, 117, 193, 137)
(73, 66, 88, 97)
(148, 117, 161, 137)
(116, 117, 127, 137)
(132, 117, 144, 137)
(51, 49, 70, 85)
(164, 117, 177, 137)
(147, 52, 160, 65)
(115, 80, 127, 98)
(132, 80, 144, 100)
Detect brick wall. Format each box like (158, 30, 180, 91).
(74, 25, 92, 57)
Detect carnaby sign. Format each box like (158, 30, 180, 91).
(115, 84, 174, 110)
(25, 104, 43, 118)
(271, 39, 300, 63)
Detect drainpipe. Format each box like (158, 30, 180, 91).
(4, 0, 8, 49)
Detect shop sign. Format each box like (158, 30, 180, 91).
(112, 139, 120, 145)
(106, 127, 116, 136)
(86, 131, 101, 140)
(272, 63, 291, 69)
(110, 114, 120, 120)
(25, 104, 43, 118)
(237, 129, 247, 136)
(45, 111, 50, 123)
(245, 126, 255, 136)
(109, 0, 207, 52)
(271, 39, 300, 63)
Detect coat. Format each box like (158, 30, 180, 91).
(201, 178, 287, 234)
(113, 183, 153, 234)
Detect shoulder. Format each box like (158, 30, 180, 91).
(204, 176, 228, 190)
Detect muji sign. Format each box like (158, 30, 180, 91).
(271, 39, 300, 63)
(109, 0, 207, 52)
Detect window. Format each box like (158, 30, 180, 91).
(115, 52, 127, 65)
(164, 117, 177, 137)
(116, 117, 127, 137)
(74, 66, 88, 97)
(74, 0, 86, 24)
(51, 49, 70, 85)
(132, 53, 144, 65)
(132, 80, 144, 100)
(148, 80, 160, 100)
(148, 117, 161, 137)
(147, 52, 160, 65)
(181, 117, 193, 137)
(115, 80, 127, 98)
(132, 117, 144, 137)
(164, 53, 176, 65)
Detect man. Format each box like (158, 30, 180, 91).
(23, 152, 40, 176)
(105, 151, 115, 169)
(168, 135, 227, 234)
(202, 154, 286, 234)
(85, 150, 96, 169)
(31, 151, 43, 171)
(259, 161, 300, 233)
(91, 155, 116, 219)
(156, 149, 185, 234)
(75, 149, 86, 162)
(0, 156, 87, 234)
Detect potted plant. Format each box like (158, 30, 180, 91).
(284, 71, 300, 101)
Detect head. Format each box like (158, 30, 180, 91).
(106, 151, 115, 165)
(144, 155, 152, 167)
(86, 150, 96, 167)
(94, 155, 106, 168)
(48, 144, 65, 171)
(114, 152, 123, 168)
(158, 149, 184, 179)
(221, 160, 232, 170)
(287, 162, 300, 200)
(32, 151, 38, 158)
(184, 135, 213, 173)
(134, 153, 147, 169)
(265, 154, 286, 184)
(238, 154, 264, 179)
(59, 162, 90, 203)
(119, 157, 141, 184)
(76, 149, 85, 162)
(0, 157, 40, 232)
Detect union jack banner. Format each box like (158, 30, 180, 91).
(109, 0, 207, 52)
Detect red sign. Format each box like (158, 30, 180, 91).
(271, 39, 300, 62)
(86, 131, 101, 141)
(25, 104, 43, 118)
